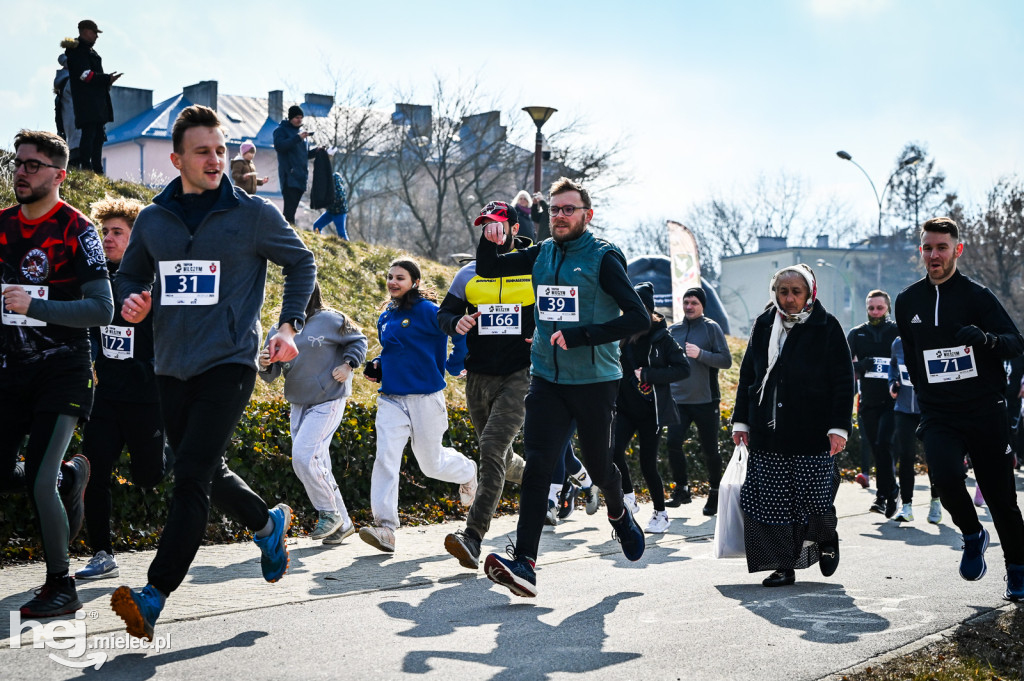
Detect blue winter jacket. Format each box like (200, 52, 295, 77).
(273, 119, 314, 191)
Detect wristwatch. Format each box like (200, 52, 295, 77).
(282, 318, 304, 333)
(346, 359, 359, 369)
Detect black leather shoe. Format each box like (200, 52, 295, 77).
(665, 486, 692, 508)
(819, 536, 840, 577)
(702, 489, 719, 516)
(762, 569, 796, 587)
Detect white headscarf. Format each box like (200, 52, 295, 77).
(757, 264, 817, 404)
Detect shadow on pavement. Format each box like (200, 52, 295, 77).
(307, 552, 451, 596)
(858, 519, 964, 551)
(81, 630, 267, 680)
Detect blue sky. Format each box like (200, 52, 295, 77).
(3, 0, 1021, 241)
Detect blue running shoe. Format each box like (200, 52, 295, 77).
(609, 504, 646, 562)
(111, 584, 164, 641)
(1005, 564, 1024, 602)
(959, 528, 989, 581)
(484, 545, 537, 598)
(254, 503, 291, 583)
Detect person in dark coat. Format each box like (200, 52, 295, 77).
(64, 20, 121, 174)
(732, 264, 854, 587)
(273, 105, 316, 224)
(512, 191, 536, 242)
(531, 192, 550, 241)
(610, 281, 690, 534)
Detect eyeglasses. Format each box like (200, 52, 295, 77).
(549, 205, 590, 216)
(9, 158, 63, 174)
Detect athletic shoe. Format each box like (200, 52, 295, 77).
(884, 495, 899, 519)
(894, 503, 914, 523)
(359, 525, 395, 553)
(762, 569, 795, 587)
(959, 528, 989, 581)
(60, 454, 90, 542)
(644, 510, 670, 534)
(321, 519, 356, 545)
(459, 461, 478, 506)
(568, 469, 593, 488)
(544, 499, 560, 526)
(20, 576, 81, 618)
(505, 454, 525, 485)
(310, 510, 344, 540)
(665, 486, 692, 507)
(1005, 564, 1024, 602)
(444, 529, 481, 570)
(557, 483, 580, 520)
(927, 498, 943, 524)
(854, 472, 870, 489)
(484, 549, 537, 598)
(253, 503, 291, 582)
(702, 489, 719, 517)
(583, 486, 600, 515)
(819, 534, 840, 577)
(869, 496, 886, 515)
(623, 492, 640, 516)
(609, 505, 646, 562)
(973, 486, 985, 507)
(110, 584, 164, 641)
(75, 550, 119, 580)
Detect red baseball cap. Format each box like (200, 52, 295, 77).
(473, 201, 519, 227)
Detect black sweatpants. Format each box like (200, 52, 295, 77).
(920, 401, 1024, 565)
(891, 411, 938, 503)
(612, 407, 665, 511)
(860, 402, 896, 498)
(147, 364, 270, 595)
(282, 187, 304, 224)
(82, 395, 171, 556)
(666, 401, 722, 490)
(77, 122, 105, 174)
(516, 377, 624, 561)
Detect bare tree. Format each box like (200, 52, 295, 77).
(886, 142, 954, 236)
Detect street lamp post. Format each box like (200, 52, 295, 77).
(522, 106, 557, 194)
(836, 150, 921, 288)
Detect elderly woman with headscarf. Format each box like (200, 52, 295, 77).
(731, 264, 855, 587)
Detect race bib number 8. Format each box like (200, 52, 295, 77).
(1, 285, 48, 327)
(100, 325, 134, 360)
(159, 261, 220, 305)
(925, 346, 978, 383)
(864, 356, 889, 380)
(537, 285, 579, 322)
(477, 303, 522, 335)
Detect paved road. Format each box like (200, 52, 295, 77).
(2, 472, 1022, 680)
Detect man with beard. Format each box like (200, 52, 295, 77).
(0, 130, 113, 616)
(895, 217, 1024, 602)
(475, 177, 651, 597)
(64, 19, 122, 174)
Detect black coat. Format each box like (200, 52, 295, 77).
(65, 40, 114, 126)
(734, 302, 854, 454)
(309, 148, 335, 210)
(618, 318, 690, 426)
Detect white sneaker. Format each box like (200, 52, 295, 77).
(894, 503, 914, 522)
(459, 460, 478, 506)
(359, 525, 395, 553)
(645, 510, 670, 534)
(322, 519, 356, 545)
(310, 510, 344, 539)
(75, 550, 119, 579)
(928, 498, 943, 524)
(544, 499, 560, 526)
(623, 492, 640, 516)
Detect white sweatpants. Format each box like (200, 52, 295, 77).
(371, 391, 476, 530)
(290, 398, 350, 525)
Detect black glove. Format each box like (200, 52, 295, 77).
(856, 357, 874, 374)
(955, 325, 995, 349)
(363, 359, 382, 380)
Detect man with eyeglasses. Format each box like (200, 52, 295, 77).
(0, 130, 114, 617)
(475, 176, 651, 597)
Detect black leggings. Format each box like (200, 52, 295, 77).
(82, 395, 171, 556)
(612, 407, 665, 511)
(891, 411, 937, 503)
(859, 402, 896, 498)
(666, 402, 722, 490)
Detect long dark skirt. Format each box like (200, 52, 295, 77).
(740, 448, 840, 573)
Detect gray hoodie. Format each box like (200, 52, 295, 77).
(668, 315, 732, 404)
(259, 310, 367, 405)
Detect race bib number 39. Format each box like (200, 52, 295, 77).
(477, 303, 522, 335)
(1, 285, 48, 327)
(101, 325, 134, 360)
(159, 261, 220, 305)
(864, 356, 890, 380)
(537, 285, 579, 322)
(925, 346, 978, 383)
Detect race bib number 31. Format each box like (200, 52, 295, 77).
(159, 261, 220, 305)
(100, 325, 134, 360)
(925, 346, 978, 383)
(1, 285, 48, 327)
(537, 285, 579, 322)
(477, 303, 522, 335)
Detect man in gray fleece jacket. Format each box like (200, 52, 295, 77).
(109, 105, 316, 642)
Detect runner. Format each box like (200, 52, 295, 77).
(477, 177, 651, 597)
(259, 281, 367, 545)
(109, 104, 316, 640)
(0, 130, 113, 616)
(894, 216, 1024, 602)
(360, 259, 478, 553)
(847, 290, 900, 515)
(76, 196, 171, 580)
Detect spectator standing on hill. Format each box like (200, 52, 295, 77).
(230, 140, 268, 195)
(53, 54, 80, 167)
(274, 105, 316, 224)
(64, 20, 122, 174)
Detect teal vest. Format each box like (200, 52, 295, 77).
(531, 230, 624, 384)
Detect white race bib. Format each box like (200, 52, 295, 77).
(2, 285, 48, 327)
(924, 346, 978, 383)
(159, 261, 220, 305)
(537, 285, 579, 322)
(864, 356, 890, 380)
(100, 325, 135, 360)
(898, 363, 913, 386)
(477, 303, 522, 335)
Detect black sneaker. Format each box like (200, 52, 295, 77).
(869, 496, 886, 515)
(444, 529, 481, 570)
(609, 505, 646, 562)
(557, 483, 580, 520)
(20, 576, 82, 618)
(59, 455, 90, 542)
(665, 486, 692, 508)
(819, 534, 840, 577)
(702, 489, 719, 516)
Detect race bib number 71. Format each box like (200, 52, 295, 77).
(925, 346, 978, 383)
(159, 261, 220, 305)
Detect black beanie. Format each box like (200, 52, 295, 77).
(288, 105, 304, 119)
(634, 281, 655, 312)
(683, 287, 706, 307)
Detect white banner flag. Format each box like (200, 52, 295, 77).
(668, 220, 701, 322)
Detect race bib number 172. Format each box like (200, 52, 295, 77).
(159, 261, 220, 305)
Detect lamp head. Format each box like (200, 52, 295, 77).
(836, 150, 852, 161)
